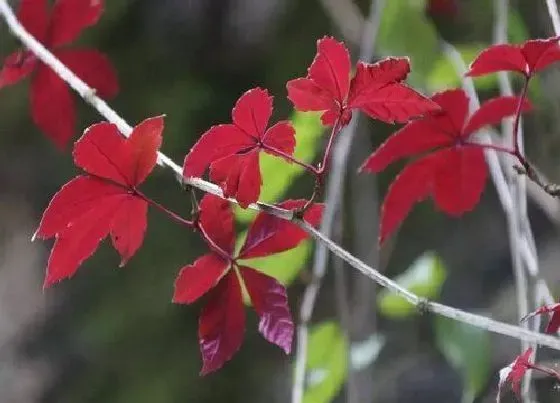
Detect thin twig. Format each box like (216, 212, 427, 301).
(545, 0, 560, 35)
(298, 220, 560, 350)
(493, 0, 532, 399)
(3, 0, 560, 373)
(318, 0, 365, 46)
(291, 1, 385, 402)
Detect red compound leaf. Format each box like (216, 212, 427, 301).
(467, 36, 560, 78)
(240, 266, 293, 354)
(198, 270, 245, 375)
(287, 36, 438, 127)
(183, 88, 296, 208)
(498, 348, 534, 397)
(238, 200, 323, 260)
(173, 196, 317, 373)
(0, 0, 118, 149)
(34, 117, 164, 286)
(362, 89, 529, 243)
(522, 303, 560, 334)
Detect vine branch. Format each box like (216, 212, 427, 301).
(3, 0, 560, 369)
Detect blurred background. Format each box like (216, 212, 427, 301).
(1, 0, 560, 402)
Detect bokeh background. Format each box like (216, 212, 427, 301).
(1, 0, 560, 402)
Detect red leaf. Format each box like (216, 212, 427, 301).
(0, 51, 37, 88)
(350, 82, 439, 124)
(37, 116, 164, 284)
(110, 195, 148, 266)
(347, 58, 438, 124)
(240, 266, 294, 353)
(39, 184, 148, 286)
(238, 200, 323, 259)
(378, 156, 435, 244)
(183, 88, 295, 207)
(307, 37, 351, 103)
(231, 87, 273, 136)
(522, 37, 560, 74)
(360, 120, 451, 173)
(73, 117, 163, 187)
(287, 37, 436, 126)
(198, 271, 245, 375)
(199, 194, 235, 255)
(463, 96, 532, 137)
(262, 121, 296, 158)
(43, 192, 126, 286)
(183, 125, 253, 178)
(31, 65, 75, 149)
(499, 348, 533, 396)
(285, 78, 335, 118)
(1, 0, 118, 149)
(17, 0, 50, 43)
(430, 89, 469, 133)
(522, 303, 560, 334)
(73, 122, 130, 186)
(210, 151, 262, 209)
(173, 254, 229, 304)
(125, 116, 164, 185)
(56, 49, 119, 98)
(467, 37, 560, 77)
(49, 0, 104, 47)
(466, 45, 527, 77)
(432, 147, 487, 215)
(364, 88, 530, 243)
(34, 175, 123, 239)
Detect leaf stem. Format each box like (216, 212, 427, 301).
(261, 144, 319, 175)
(528, 363, 560, 382)
(317, 117, 342, 175)
(512, 77, 530, 155)
(134, 190, 194, 227)
(196, 222, 233, 261)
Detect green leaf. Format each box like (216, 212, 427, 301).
(235, 111, 323, 223)
(427, 45, 498, 92)
(302, 321, 348, 403)
(350, 334, 385, 371)
(378, 0, 439, 79)
(378, 252, 447, 318)
(435, 317, 491, 403)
